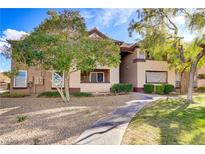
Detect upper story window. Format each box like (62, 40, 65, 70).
(139, 51, 146, 59)
(13, 70, 27, 87)
(90, 72, 104, 83)
(52, 71, 64, 88)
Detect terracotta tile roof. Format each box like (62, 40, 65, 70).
(88, 27, 123, 44)
(120, 42, 139, 51)
(120, 43, 134, 48)
(88, 27, 139, 52)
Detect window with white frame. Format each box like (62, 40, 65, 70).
(139, 51, 146, 59)
(13, 70, 27, 87)
(146, 71, 167, 83)
(52, 71, 64, 87)
(90, 72, 104, 83)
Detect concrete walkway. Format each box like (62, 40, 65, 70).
(74, 94, 162, 145)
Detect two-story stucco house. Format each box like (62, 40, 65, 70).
(10, 28, 122, 94)
(120, 44, 176, 92)
(120, 45, 205, 92)
(10, 28, 205, 94)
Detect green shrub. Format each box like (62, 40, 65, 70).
(10, 93, 29, 97)
(38, 91, 60, 97)
(111, 83, 133, 93)
(144, 84, 154, 93)
(164, 84, 174, 94)
(198, 74, 205, 79)
(71, 92, 93, 97)
(16, 115, 27, 123)
(0, 92, 29, 97)
(38, 91, 93, 97)
(155, 84, 165, 95)
(33, 138, 40, 145)
(198, 86, 205, 92)
(0, 92, 10, 97)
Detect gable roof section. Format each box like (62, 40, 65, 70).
(88, 27, 139, 53)
(88, 27, 109, 39)
(88, 27, 123, 45)
(120, 42, 139, 52)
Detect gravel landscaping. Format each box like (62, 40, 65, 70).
(0, 93, 138, 145)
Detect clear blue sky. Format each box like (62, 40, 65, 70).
(0, 8, 139, 72)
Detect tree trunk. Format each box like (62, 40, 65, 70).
(180, 70, 184, 94)
(56, 86, 67, 102)
(187, 63, 196, 103)
(64, 71, 70, 103)
(50, 77, 67, 103)
(187, 46, 205, 103)
(180, 66, 189, 94)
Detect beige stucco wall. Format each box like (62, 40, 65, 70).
(137, 60, 176, 88)
(70, 70, 81, 88)
(120, 50, 138, 86)
(197, 66, 205, 87)
(80, 66, 119, 92)
(197, 79, 205, 87)
(120, 49, 176, 89)
(80, 83, 112, 92)
(62, 66, 119, 93)
(10, 64, 119, 94)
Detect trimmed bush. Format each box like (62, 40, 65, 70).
(144, 84, 174, 95)
(198, 86, 205, 92)
(0, 92, 10, 97)
(155, 84, 165, 95)
(198, 74, 205, 79)
(10, 93, 29, 97)
(33, 138, 40, 145)
(144, 84, 154, 93)
(0, 92, 29, 97)
(38, 91, 93, 97)
(38, 91, 60, 97)
(111, 83, 133, 93)
(71, 92, 93, 97)
(164, 84, 174, 94)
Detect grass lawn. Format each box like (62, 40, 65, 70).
(122, 96, 205, 145)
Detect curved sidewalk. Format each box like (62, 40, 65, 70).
(74, 94, 161, 145)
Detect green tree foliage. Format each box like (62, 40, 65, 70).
(8, 10, 120, 102)
(129, 8, 205, 102)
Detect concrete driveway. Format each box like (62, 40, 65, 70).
(75, 94, 157, 145)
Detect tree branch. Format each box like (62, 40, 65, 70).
(178, 45, 186, 63)
(164, 22, 176, 31)
(164, 14, 178, 35)
(199, 43, 205, 48)
(193, 44, 205, 66)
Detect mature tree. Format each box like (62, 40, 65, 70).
(7, 10, 120, 102)
(129, 8, 205, 103)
